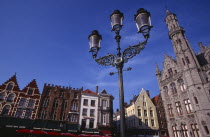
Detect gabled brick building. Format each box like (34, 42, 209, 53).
(37, 83, 83, 125)
(152, 94, 169, 137)
(0, 75, 41, 119)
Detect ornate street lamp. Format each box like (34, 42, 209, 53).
(88, 8, 152, 137)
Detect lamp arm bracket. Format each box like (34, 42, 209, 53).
(95, 54, 117, 67)
(122, 37, 148, 63)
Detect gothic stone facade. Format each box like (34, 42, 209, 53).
(37, 83, 83, 125)
(0, 75, 41, 119)
(156, 10, 210, 137)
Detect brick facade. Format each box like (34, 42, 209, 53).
(0, 75, 41, 119)
(37, 83, 83, 125)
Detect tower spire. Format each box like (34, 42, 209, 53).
(198, 42, 205, 53)
(156, 64, 161, 76)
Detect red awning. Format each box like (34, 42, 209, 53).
(47, 132, 62, 136)
(100, 130, 111, 135)
(61, 133, 78, 137)
(78, 134, 92, 137)
(16, 129, 33, 133)
(30, 130, 48, 134)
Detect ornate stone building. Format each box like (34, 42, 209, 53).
(125, 88, 159, 137)
(156, 10, 210, 137)
(0, 75, 41, 119)
(37, 83, 83, 125)
(152, 94, 169, 137)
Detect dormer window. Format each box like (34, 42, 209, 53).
(6, 82, 14, 91)
(27, 88, 34, 95)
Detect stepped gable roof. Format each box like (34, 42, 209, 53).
(0, 74, 20, 91)
(151, 94, 160, 106)
(22, 79, 40, 94)
(133, 94, 139, 103)
(83, 89, 97, 95)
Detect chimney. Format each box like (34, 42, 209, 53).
(96, 85, 99, 93)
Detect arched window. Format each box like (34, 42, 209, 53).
(45, 88, 51, 95)
(163, 86, 168, 95)
(24, 109, 33, 119)
(71, 101, 78, 111)
(27, 88, 34, 95)
(6, 93, 15, 102)
(19, 98, 27, 106)
(194, 97, 199, 104)
(53, 99, 58, 108)
(170, 82, 177, 94)
(1, 105, 10, 116)
(74, 92, 78, 99)
(27, 99, 35, 108)
(0, 92, 6, 101)
(6, 82, 14, 91)
(15, 108, 23, 118)
(60, 90, 64, 97)
(43, 98, 49, 107)
(178, 79, 186, 91)
(62, 100, 67, 109)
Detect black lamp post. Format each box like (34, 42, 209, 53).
(88, 8, 152, 137)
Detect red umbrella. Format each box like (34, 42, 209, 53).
(78, 134, 92, 137)
(31, 130, 48, 135)
(61, 133, 77, 137)
(91, 135, 103, 137)
(47, 131, 61, 136)
(16, 129, 32, 133)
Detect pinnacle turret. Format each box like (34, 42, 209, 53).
(156, 64, 161, 76)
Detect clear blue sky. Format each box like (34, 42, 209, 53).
(0, 0, 210, 111)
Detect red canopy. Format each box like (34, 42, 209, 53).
(47, 132, 62, 136)
(61, 133, 78, 137)
(100, 130, 111, 135)
(16, 129, 33, 133)
(91, 135, 103, 137)
(78, 134, 92, 137)
(31, 130, 48, 134)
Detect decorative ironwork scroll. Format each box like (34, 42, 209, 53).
(122, 38, 148, 63)
(95, 54, 117, 67)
